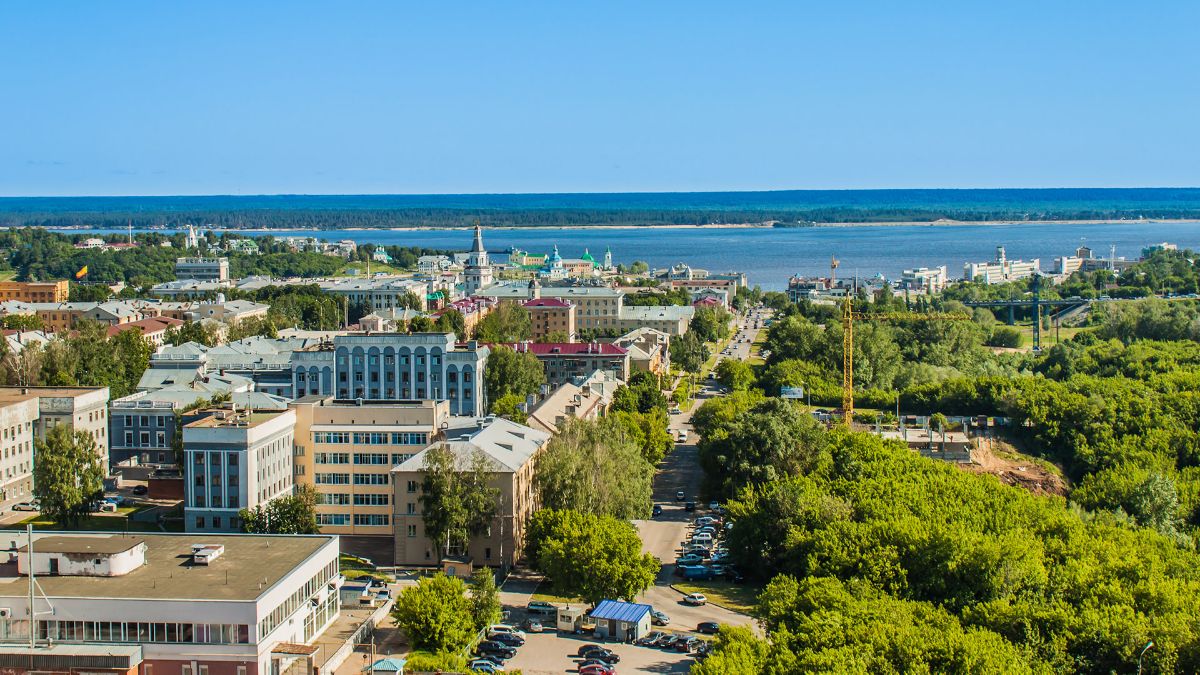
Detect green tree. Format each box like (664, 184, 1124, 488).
(1, 314, 43, 331)
(527, 509, 659, 604)
(690, 306, 733, 342)
(484, 345, 545, 410)
(474, 302, 532, 342)
(535, 417, 653, 519)
(610, 371, 668, 415)
(468, 568, 502, 630)
(670, 331, 709, 372)
(611, 409, 674, 465)
(239, 485, 320, 534)
(490, 392, 528, 424)
(698, 398, 829, 499)
(408, 315, 435, 332)
(164, 321, 221, 347)
(418, 445, 499, 557)
(434, 309, 467, 338)
(391, 573, 476, 652)
(986, 325, 1022, 348)
(33, 425, 104, 526)
(715, 359, 755, 391)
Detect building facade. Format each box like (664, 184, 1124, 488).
(463, 225, 493, 296)
(175, 257, 231, 282)
(291, 397, 450, 539)
(183, 408, 296, 533)
(0, 280, 69, 303)
(391, 418, 550, 568)
(0, 396, 37, 508)
(963, 247, 1041, 284)
(0, 532, 341, 675)
(900, 266, 949, 294)
(523, 298, 576, 341)
(289, 334, 489, 416)
(0, 387, 110, 480)
(501, 342, 630, 387)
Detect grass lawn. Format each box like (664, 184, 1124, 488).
(1013, 324, 1088, 349)
(529, 589, 583, 605)
(0, 270, 15, 281)
(674, 580, 761, 615)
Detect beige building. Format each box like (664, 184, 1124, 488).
(0, 280, 69, 303)
(523, 298, 576, 341)
(525, 370, 622, 434)
(0, 395, 37, 507)
(291, 397, 451, 540)
(391, 417, 550, 569)
(612, 327, 670, 375)
(0, 386, 111, 476)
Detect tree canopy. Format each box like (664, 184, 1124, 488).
(527, 509, 659, 604)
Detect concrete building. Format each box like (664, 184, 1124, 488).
(501, 342, 630, 388)
(107, 316, 186, 347)
(290, 397, 450, 541)
(0, 531, 341, 675)
(525, 370, 623, 435)
(611, 327, 670, 375)
(963, 247, 1041, 284)
(175, 257, 231, 283)
(669, 278, 739, 307)
(900, 266, 949, 294)
(476, 282, 625, 331)
(150, 279, 235, 298)
(523, 297, 576, 342)
(0, 280, 69, 304)
(0, 395, 37, 508)
(615, 305, 694, 337)
(289, 334, 489, 416)
(183, 408, 296, 533)
(392, 417, 550, 568)
(463, 225, 493, 296)
(0, 387, 111, 477)
(315, 277, 429, 313)
(417, 255, 452, 275)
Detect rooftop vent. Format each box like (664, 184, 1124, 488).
(191, 543, 225, 565)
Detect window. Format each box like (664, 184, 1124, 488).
(353, 453, 388, 465)
(140, 432, 149, 445)
(212, 517, 221, 529)
(354, 514, 389, 526)
(124, 431, 132, 447)
(315, 473, 350, 485)
(195, 517, 205, 529)
(354, 474, 389, 485)
(393, 453, 414, 464)
(157, 416, 166, 427)
(407, 524, 417, 538)
(314, 432, 351, 444)
(352, 433, 389, 445)
(406, 480, 418, 493)
(485, 547, 492, 559)
(407, 502, 416, 514)
(391, 432, 428, 445)
(317, 513, 350, 526)
(353, 493, 389, 506)
(317, 493, 351, 505)
(314, 452, 350, 464)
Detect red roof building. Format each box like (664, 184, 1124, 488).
(498, 341, 629, 387)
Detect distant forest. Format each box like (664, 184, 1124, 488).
(3, 188, 1200, 229)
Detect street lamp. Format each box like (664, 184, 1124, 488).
(1138, 639, 1154, 675)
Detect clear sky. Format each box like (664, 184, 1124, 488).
(2, 1, 1198, 196)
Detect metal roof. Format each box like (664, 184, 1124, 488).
(590, 599, 651, 623)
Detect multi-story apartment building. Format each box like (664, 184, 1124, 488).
(175, 257, 231, 282)
(524, 297, 576, 341)
(900, 266, 949, 294)
(963, 247, 1041, 284)
(0, 531, 341, 675)
(500, 342, 630, 388)
(183, 408, 296, 533)
(0, 395, 37, 508)
(0, 280, 69, 303)
(477, 281, 626, 331)
(289, 333, 489, 416)
(291, 397, 450, 540)
(392, 417, 550, 569)
(0, 386, 110, 476)
(615, 305, 694, 337)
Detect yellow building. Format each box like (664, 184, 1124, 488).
(0, 280, 69, 303)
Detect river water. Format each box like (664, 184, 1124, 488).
(50, 221, 1200, 291)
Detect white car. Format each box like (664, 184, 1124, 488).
(486, 624, 525, 638)
(676, 430, 688, 442)
(683, 593, 707, 606)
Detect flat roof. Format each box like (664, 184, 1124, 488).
(0, 533, 334, 602)
(16, 535, 144, 555)
(186, 410, 288, 429)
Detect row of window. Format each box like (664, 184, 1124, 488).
(313, 432, 430, 446)
(259, 558, 338, 638)
(315, 473, 390, 485)
(36, 620, 249, 645)
(317, 493, 389, 506)
(121, 415, 168, 428)
(317, 513, 390, 526)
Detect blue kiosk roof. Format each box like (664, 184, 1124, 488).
(590, 599, 652, 623)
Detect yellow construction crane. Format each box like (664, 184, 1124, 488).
(840, 294, 970, 422)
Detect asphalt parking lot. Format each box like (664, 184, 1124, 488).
(501, 631, 695, 674)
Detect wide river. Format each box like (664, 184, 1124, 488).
(52, 221, 1200, 291)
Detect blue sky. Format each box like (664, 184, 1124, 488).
(2, 1, 1197, 196)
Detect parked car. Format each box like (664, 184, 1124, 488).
(468, 659, 500, 673)
(11, 501, 38, 512)
(685, 501, 696, 512)
(680, 565, 717, 581)
(675, 490, 686, 501)
(697, 621, 720, 634)
(652, 504, 663, 517)
(131, 485, 148, 496)
(97, 501, 118, 513)
(676, 554, 704, 566)
(103, 495, 127, 506)
(658, 635, 683, 649)
(487, 624, 525, 638)
(475, 641, 516, 659)
(676, 637, 701, 652)
(638, 630, 666, 646)
(684, 546, 711, 559)
(708, 501, 720, 511)
(576, 644, 605, 657)
(651, 609, 669, 625)
(684, 593, 708, 606)
(580, 658, 617, 671)
(523, 618, 544, 633)
(526, 600, 556, 615)
(670, 407, 682, 415)
(493, 632, 524, 647)
(579, 665, 615, 675)
(580, 646, 619, 662)
(676, 430, 688, 442)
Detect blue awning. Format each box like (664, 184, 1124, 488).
(590, 599, 652, 623)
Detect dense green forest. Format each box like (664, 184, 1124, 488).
(697, 251, 1200, 673)
(0, 228, 450, 285)
(5, 188, 1200, 228)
